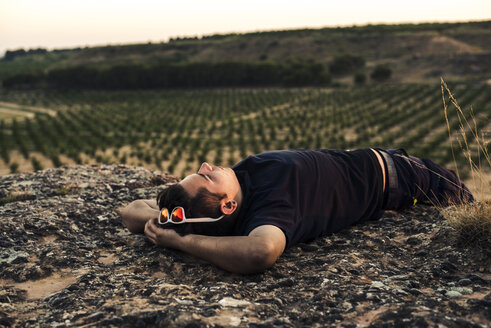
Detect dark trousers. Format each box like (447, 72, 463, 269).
(382, 149, 474, 210)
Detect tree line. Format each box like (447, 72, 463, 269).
(2, 55, 392, 89)
(2, 48, 48, 61)
(2, 60, 331, 89)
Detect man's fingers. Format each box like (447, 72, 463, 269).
(144, 227, 157, 245)
(145, 218, 167, 246)
(144, 219, 180, 248)
(144, 219, 157, 239)
(147, 218, 159, 230)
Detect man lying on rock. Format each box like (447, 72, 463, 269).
(120, 148, 473, 274)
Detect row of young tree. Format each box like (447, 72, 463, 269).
(0, 84, 487, 177)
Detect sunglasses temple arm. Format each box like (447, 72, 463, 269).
(184, 216, 225, 223)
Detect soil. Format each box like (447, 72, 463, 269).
(0, 165, 489, 327)
(0, 102, 57, 117)
(0, 102, 57, 123)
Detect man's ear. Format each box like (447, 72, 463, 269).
(220, 199, 237, 215)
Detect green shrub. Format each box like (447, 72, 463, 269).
(329, 54, 365, 76)
(354, 72, 366, 85)
(9, 162, 19, 173)
(370, 64, 392, 82)
(31, 156, 43, 171)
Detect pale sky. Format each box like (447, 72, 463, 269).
(1, 0, 490, 55)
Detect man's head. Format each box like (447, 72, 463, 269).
(156, 162, 242, 235)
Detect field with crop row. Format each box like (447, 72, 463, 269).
(0, 84, 489, 181)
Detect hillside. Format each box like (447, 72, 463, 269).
(1, 21, 490, 85)
(0, 165, 489, 327)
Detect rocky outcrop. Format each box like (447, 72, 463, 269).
(0, 165, 489, 327)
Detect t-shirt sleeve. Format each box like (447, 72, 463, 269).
(240, 205, 297, 249)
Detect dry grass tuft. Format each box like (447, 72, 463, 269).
(0, 191, 35, 206)
(439, 78, 490, 248)
(441, 203, 491, 248)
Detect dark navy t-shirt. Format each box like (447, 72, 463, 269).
(232, 149, 385, 248)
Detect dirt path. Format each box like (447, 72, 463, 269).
(0, 107, 35, 119)
(0, 101, 57, 116)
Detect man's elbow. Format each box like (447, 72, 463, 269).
(248, 240, 280, 273)
(119, 206, 143, 234)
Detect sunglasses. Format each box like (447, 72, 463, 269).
(158, 206, 225, 225)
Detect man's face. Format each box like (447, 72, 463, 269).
(180, 162, 240, 200)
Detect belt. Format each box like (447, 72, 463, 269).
(378, 150, 399, 209)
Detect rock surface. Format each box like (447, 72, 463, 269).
(0, 164, 489, 327)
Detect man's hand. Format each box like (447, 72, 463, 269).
(120, 199, 159, 233)
(144, 218, 182, 248)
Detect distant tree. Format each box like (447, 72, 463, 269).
(47, 66, 99, 88)
(3, 48, 47, 61)
(329, 54, 365, 76)
(31, 156, 43, 171)
(3, 49, 26, 61)
(27, 48, 47, 56)
(49, 152, 62, 167)
(2, 73, 43, 88)
(281, 59, 330, 86)
(9, 162, 19, 173)
(370, 64, 392, 82)
(4, 59, 332, 89)
(0, 120, 9, 163)
(354, 72, 366, 85)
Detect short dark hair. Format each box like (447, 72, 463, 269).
(156, 184, 236, 236)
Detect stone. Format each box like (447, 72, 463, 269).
(218, 297, 252, 307)
(446, 290, 463, 298)
(448, 287, 473, 295)
(457, 279, 472, 286)
(0, 249, 29, 264)
(0, 165, 488, 327)
(370, 281, 386, 289)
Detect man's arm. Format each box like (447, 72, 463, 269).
(144, 219, 286, 274)
(119, 199, 159, 233)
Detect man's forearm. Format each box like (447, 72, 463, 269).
(144, 220, 285, 274)
(176, 234, 276, 274)
(120, 200, 159, 233)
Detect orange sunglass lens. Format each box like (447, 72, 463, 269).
(171, 208, 184, 222)
(161, 208, 169, 220)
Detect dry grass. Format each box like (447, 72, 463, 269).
(0, 190, 35, 206)
(441, 203, 491, 248)
(439, 78, 490, 248)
